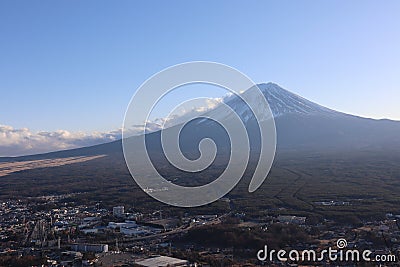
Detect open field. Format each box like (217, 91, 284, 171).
(0, 155, 106, 177)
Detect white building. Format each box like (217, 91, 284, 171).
(108, 220, 136, 230)
(108, 221, 161, 236)
(135, 256, 188, 267)
(113, 206, 125, 217)
(71, 243, 108, 253)
(120, 225, 147, 236)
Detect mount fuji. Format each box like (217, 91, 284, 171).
(2, 83, 400, 162)
(179, 82, 400, 153)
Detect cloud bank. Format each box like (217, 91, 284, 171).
(0, 125, 122, 157)
(0, 96, 226, 157)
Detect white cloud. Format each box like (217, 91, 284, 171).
(0, 125, 122, 157)
(125, 97, 224, 135)
(0, 96, 226, 157)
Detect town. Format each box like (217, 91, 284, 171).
(1, 193, 399, 266)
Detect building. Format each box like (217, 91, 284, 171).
(71, 243, 108, 253)
(135, 256, 188, 267)
(108, 220, 136, 230)
(113, 206, 125, 217)
(108, 221, 161, 236)
(120, 225, 147, 236)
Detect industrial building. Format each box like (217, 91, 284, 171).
(135, 255, 188, 267)
(71, 243, 108, 253)
(113, 206, 125, 217)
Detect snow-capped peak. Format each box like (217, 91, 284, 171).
(197, 83, 341, 127)
(255, 83, 338, 118)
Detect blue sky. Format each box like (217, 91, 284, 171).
(1, 0, 400, 135)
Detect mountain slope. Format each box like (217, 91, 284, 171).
(260, 83, 400, 150)
(199, 82, 400, 151)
